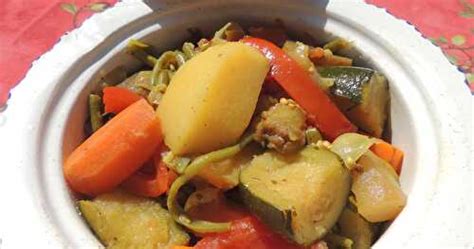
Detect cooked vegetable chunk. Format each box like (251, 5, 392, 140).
(243, 37, 356, 141)
(239, 147, 351, 245)
(324, 233, 353, 249)
(117, 70, 152, 97)
(88, 94, 104, 132)
(371, 139, 404, 174)
(318, 66, 389, 137)
(197, 143, 261, 189)
(351, 151, 406, 222)
(305, 127, 323, 145)
(103, 87, 142, 114)
(157, 42, 270, 155)
(330, 133, 376, 169)
(310, 49, 353, 67)
(194, 216, 310, 249)
(79, 191, 189, 249)
(64, 99, 162, 196)
(337, 208, 373, 249)
(254, 98, 307, 153)
(282, 41, 315, 73)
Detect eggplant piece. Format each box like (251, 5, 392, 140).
(318, 66, 389, 137)
(239, 147, 351, 246)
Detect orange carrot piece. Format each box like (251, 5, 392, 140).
(64, 99, 162, 196)
(390, 149, 404, 174)
(173, 246, 193, 249)
(122, 151, 177, 197)
(309, 47, 325, 59)
(371, 140, 404, 175)
(370, 141, 393, 160)
(103, 86, 142, 113)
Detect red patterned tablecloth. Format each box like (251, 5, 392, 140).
(0, 0, 473, 106)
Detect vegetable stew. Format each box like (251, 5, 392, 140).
(64, 22, 406, 249)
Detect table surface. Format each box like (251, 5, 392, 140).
(0, 0, 473, 107)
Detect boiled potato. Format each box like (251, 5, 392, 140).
(157, 42, 270, 155)
(352, 151, 406, 222)
(78, 191, 189, 249)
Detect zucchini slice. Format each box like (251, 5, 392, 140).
(79, 191, 189, 249)
(239, 147, 351, 246)
(318, 66, 389, 137)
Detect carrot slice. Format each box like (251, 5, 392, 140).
(309, 47, 324, 59)
(390, 149, 404, 174)
(122, 151, 177, 198)
(64, 99, 162, 196)
(370, 140, 404, 174)
(103, 86, 142, 113)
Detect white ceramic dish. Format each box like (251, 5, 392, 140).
(0, 0, 471, 248)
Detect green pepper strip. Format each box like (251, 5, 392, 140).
(126, 39, 158, 67)
(88, 94, 103, 132)
(151, 51, 183, 86)
(167, 135, 254, 233)
(182, 42, 197, 59)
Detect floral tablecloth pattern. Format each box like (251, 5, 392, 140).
(0, 0, 472, 106)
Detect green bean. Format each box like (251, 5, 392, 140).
(213, 22, 245, 41)
(323, 38, 351, 53)
(325, 233, 354, 249)
(167, 135, 253, 233)
(147, 82, 167, 106)
(168, 70, 176, 78)
(151, 68, 169, 88)
(305, 127, 323, 145)
(126, 40, 158, 67)
(175, 51, 187, 66)
(158, 70, 171, 85)
(197, 38, 211, 52)
(162, 152, 192, 174)
(151, 55, 169, 86)
(128, 39, 150, 49)
(182, 42, 197, 59)
(151, 51, 186, 86)
(88, 94, 103, 132)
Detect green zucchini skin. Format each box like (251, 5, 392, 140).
(318, 66, 389, 137)
(79, 191, 189, 249)
(318, 66, 374, 103)
(239, 147, 351, 246)
(238, 184, 294, 238)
